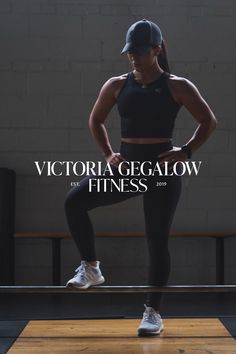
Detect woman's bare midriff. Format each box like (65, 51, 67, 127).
(121, 137, 172, 144)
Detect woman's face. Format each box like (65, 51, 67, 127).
(127, 46, 161, 71)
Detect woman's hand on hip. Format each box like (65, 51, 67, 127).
(105, 152, 128, 169)
(158, 147, 188, 168)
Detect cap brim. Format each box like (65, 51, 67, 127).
(120, 43, 152, 55)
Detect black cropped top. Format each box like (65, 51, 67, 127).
(116, 71, 182, 138)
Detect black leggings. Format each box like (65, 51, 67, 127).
(64, 142, 182, 310)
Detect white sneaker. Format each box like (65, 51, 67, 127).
(137, 304, 164, 336)
(66, 260, 105, 289)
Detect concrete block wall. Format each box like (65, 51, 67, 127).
(0, 0, 235, 284)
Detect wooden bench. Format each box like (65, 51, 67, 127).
(1, 285, 236, 294)
(14, 232, 236, 286)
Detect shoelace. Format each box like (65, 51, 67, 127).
(143, 309, 161, 324)
(74, 262, 89, 280)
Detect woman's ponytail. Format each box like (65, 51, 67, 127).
(157, 39, 170, 73)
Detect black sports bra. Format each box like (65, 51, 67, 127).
(116, 71, 182, 138)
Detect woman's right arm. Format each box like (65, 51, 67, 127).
(88, 77, 126, 167)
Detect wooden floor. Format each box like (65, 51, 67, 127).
(8, 318, 236, 353)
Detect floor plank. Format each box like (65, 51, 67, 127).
(8, 318, 236, 353)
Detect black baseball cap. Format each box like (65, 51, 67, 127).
(121, 19, 163, 55)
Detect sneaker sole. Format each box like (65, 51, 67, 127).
(137, 324, 164, 337)
(66, 277, 105, 289)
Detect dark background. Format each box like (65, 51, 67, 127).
(0, 0, 235, 285)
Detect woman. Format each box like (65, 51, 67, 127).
(64, 19, 217, 336)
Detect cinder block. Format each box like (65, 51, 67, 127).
(210, 153, 236, 176)
(158, 0, 206, 7)
(11, 0, 28, 13)
(16, 174, 41, 187)
(200, 73, 235, 93)
(103, 39, 130, 61)
(28, 72, 81, 94)
(83, 15, 133, 40)
(206, 62, 236, 74)
(0, 151, 52, 175)
(60, 239, 80, 266)
(186, 6, 203, 17)
(205, 18, 236, 62)
(43, 61, 69, 72)
(177, 129, 227, 153)
(201, 0, 236, 5)
(101, 60, 114, 72)
(12, 62, 29, 72)
(0, 0, 11, 13)
(15, 239, 51, 266)
(146, 6, 189, 16)
(185, 239, 215, 266)
(0, 95, 47, 128)
(56, 4, 99, 16)
(169, 265, 215, 284)
(69, 129, 98, 152)
(15, 184, 31, 211)
(100, 5, 130, 16)
(0, 37, 101, 61)
(28, 62, 45, 72)
(15, 207, 67, 231)
(224, 267, 236, 283)
(29, 15, 82, 37)
(129, 6, 145, 17)
(0, 129, 18, 150)
(81, 70, 107, 95)
(0, 14, 28, 36)
(200, 130, 229, 153)
(172, 210, 207, 231)
(18, 128, 69, 151)
(203, 5, 236, 17)
(14, 266, 52, 285)
(0, 62, 11, 71)
(112, 60, 131, 74)
(225, 239, 236, 267)
(203, 93, 235, 129)
(208, 211, 236, 232)
(188, 185, 236, 209)
(12, 60, 37, 72)
(30, 3, 56, 14)
(46, 95, 83, 129)
(70, 62, 101, 72)
(28, 183, 67, 211)
(107, 0, 150, 4)
(0, 72, 26, 94)
(187, 177, 235, 197)
(55, 4, 72, 15)
(229, 131, 236, 152)
(0, 97, 22, 127)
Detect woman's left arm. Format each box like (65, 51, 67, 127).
(159, 77, 218, 164)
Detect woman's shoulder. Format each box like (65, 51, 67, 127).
(103, 73, 130, 99)
(166, 73, 197, 91)
(167, 73, 197, 94)
(106, 73, 129, 86)
(166, 73, 200, 104)
(166, 72, 189, 84)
